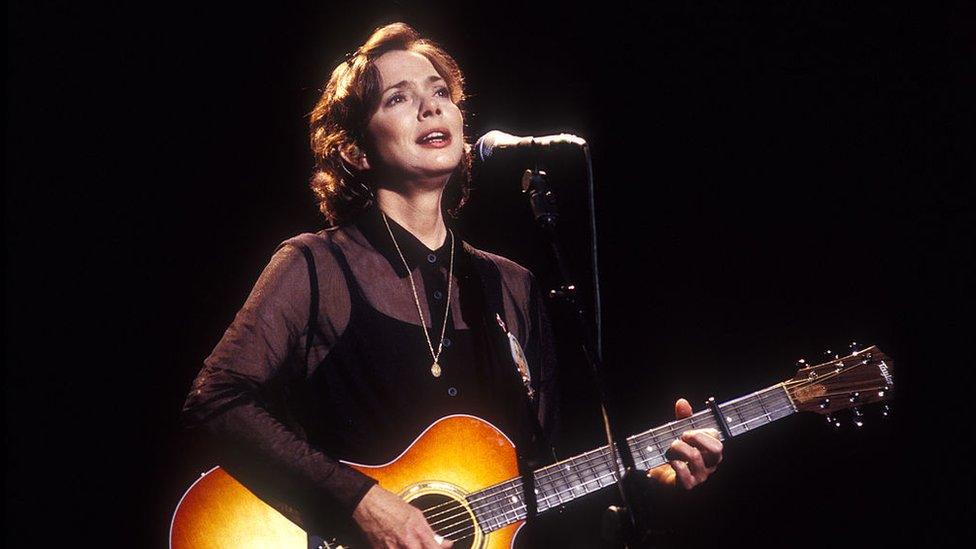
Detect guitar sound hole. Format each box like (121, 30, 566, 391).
(409, 493, 476, 549)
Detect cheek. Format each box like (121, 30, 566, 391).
(446, 106, 465, 151)
(368, 115, 414, 157)
(448, 104, 464, 132)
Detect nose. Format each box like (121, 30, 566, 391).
(419, 96, 442, 120)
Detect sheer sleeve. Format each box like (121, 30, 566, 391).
(181, 242, 376, 519)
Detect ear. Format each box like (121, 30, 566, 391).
(338, 142, 371, 172)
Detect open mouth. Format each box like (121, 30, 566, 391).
(416, 129, 452, 147)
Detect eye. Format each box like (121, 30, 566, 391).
(435, 86, 451, 99)
(385, 92, 407, 107)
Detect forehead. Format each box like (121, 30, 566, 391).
(373, 50, 441, 87)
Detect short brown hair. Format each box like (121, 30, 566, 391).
(309, 22, 471, 226)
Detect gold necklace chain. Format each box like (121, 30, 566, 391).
(381, 212, 455, 378)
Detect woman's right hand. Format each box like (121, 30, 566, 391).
(352, 484, 453, 548)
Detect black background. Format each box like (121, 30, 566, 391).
(6, 1, 973, 547)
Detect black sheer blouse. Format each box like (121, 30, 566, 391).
(182, 205, 559, 524)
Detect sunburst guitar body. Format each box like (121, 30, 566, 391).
(171, 415, 522, 548)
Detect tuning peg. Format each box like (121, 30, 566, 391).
(881, 404, 891, 418)
(848, 392, 860, 403)
(826, 415, 841, 428)
(851, 407, 864, 427)
(824, 348, 839, 360)
(849, 341, 862, 354)
(819, 398, 830, 410)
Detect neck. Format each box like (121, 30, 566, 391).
(467, 383, 797, 533)
(375, 186, 447, 250)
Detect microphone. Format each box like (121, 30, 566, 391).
(474, 130, 587, 162)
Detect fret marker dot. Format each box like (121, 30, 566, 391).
(646, 446, 653, 452)
(510, 496, 518, 504)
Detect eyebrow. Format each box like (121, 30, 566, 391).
(382, 75, 445, 95)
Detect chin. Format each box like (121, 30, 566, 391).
(428, 153, 464, 172)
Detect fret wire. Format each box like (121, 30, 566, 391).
(760, 391, 781, 421)
(566, 456, 582, 499)
(726, 401, 750, 432)
(720, 386, 786, 434)
(603, 447, 618, 485)
(756, 391, 772, 422)
(727, 398, 762, 434)
(727, 400, 751, 435)
(630, 437, 647, 466)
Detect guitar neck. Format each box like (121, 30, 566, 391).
(472, 383, 796, 533)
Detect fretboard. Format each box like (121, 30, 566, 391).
(470, 383, 796, 532)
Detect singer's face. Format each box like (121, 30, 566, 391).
(363, 50, 464, 187)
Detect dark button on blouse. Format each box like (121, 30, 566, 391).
(433, 290, 444, 300)
(442, 337, 452, 348)
(447, 386, 458, 397)
(427, 253, 437, 264)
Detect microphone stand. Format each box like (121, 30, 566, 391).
(519, 147, 653, 548)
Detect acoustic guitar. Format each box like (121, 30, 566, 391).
(170, 345, 893, 548)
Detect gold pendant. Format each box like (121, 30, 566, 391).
(430, 362, 441, 377)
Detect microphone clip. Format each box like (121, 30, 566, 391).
(520, 168, 559, 230)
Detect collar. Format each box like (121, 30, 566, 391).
(353, 204, 461, 278)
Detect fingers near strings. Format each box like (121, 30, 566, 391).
(669, 459, 696, 490)
(680, 430, 723, 468)
(667, 434, 722, 488)
(668, 439, 705, 477)
(652, 398, 724, 489)
(674, 398, 693, 419)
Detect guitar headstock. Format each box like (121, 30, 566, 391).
(785, 345, 893, 417)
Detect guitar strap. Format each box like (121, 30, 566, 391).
(296, 243, 320, 366)
(273, 236, 322, 368)
(465, 244, 551, 524)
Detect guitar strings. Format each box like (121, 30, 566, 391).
(324, 376, 866, 546)
(421, 391, 792, 529)
(434, 402, 799, 543)
(434, 403, 794, 541)
(429, 356, 884, 538)
(424, 401, 797, 537)
(326, 357, 882, 544)
(422, 379, 799, 525)
(782, 356, 887, 391)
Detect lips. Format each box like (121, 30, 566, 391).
(416, 128, 452, 147)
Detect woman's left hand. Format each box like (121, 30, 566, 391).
(647, 398, 724, 489)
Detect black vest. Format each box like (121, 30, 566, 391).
(287, 236, 544, 466)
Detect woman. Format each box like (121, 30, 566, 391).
(183, 22, 722, 549)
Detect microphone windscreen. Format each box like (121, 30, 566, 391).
(474, 130, 510, 162)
